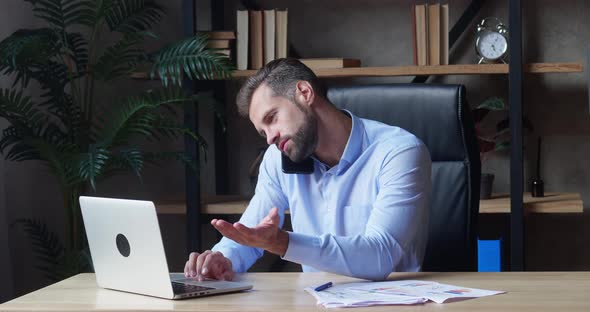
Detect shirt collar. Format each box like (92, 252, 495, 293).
(335, 110, 365, 174)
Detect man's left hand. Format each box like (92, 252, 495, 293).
(211, 207, 289, 256)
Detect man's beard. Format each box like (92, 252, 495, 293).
(284, 101, 318, 162)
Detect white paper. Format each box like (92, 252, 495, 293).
(305, 280, 505, 308)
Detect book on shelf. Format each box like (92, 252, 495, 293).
(197, 30, 236, 40)
(428, 3, 440, 65)
(214, 49, 231, 59)
(206, 39, 231, 49)
(236, 10, 249, 70)
(299, 58, 361, 69)
(441, 3, 449, 65)
(414, 4, 428, 65)
(263, 9, 276, 64)
(412, 2, 449, 66)
(236, 8, 289, 70)
(275, 9, 288, 59)
(249, 10, 264, 69)
(410, 4, 418, 65)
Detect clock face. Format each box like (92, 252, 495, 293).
(476, 30, 508, 61)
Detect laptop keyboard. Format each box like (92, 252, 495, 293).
(172, 282, 215, 294)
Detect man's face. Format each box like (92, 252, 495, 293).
(249, 84, 318, 162)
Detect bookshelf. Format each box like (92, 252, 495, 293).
(130, 62, 583, 80)
(231, 63, 583, 78)
(179, 0, 585, 271)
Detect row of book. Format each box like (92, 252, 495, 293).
(198, 29, 361, 71)
(412, 2, 449, 66)
(236, 9, 288, 70)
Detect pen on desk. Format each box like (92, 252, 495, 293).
(314, 282, 333, 292)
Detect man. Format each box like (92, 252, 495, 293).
(184, 58, 431, 281)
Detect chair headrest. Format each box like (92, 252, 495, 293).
(327, 83, 472, 161)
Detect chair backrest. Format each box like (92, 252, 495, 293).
(328, 83, 480, 271)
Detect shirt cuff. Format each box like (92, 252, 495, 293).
(281, 231, 322, 265)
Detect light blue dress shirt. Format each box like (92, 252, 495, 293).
(212, 111, 432, 280)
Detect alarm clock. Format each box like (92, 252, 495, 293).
(475, 17, 509, 64)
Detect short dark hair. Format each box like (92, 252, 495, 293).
(235, 58, 326, 117)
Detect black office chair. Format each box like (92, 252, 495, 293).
(328, 83, 481, 271)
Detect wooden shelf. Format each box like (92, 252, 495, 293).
(156, 195, 250, 215)
(130, 62, 583, 80)
(231, 62, 583, 78)
(156, 192, 583, 215)
(479, 192, 583, 214)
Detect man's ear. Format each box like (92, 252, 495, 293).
(295, 81, 314, 106)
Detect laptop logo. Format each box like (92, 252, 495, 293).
(116, 234, 131, 257)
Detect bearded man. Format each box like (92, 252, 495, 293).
(184, 58, 432, 281)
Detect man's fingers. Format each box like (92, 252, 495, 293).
(223, 270, 234, 281)
(201, 251, 222, 277)
(213, 220, 249, 244)
(185, 252, 200, 277)
(268, 207, 280, 225)
(195, 250, 211, 279)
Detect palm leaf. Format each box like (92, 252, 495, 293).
(105, 0, 164, 33)
(0, 88, 74, 146)
(65, 32, 89, 73)
(0, 89, 46, 128)
(50, 248, 94, 281)
(93, 32, 153, 81)
(0, 28, 61, 87)
(143, 151, 199, 173)
(12, 219, 92, 281)
(149, 116, 208, 158)
(103, 147, 145, 179)
(24, 0, 97, 29)
(34, 62, 69, 95)
(0, 88, 82, 186)
(12, 219, 65, 280)
(0, 29, 85, 122)
(95, 87, 192, 147)
(78, 144, 110, 190)
(0, 127, 22, 156)
(23, 1, 94, 76)
(150, 34, 234, 86)
(1, 123, 81, 188)
(2, 140, 40, 161)
(85, 0, 115, 27)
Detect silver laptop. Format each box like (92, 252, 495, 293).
(79, 196, 253, 299)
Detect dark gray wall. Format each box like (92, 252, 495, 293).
(1, 0, 589, 301)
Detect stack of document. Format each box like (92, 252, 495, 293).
(305, 280, 505, 308)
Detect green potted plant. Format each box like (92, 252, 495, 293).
(0, 0, 233, 281)
(473, 97, 532, 199)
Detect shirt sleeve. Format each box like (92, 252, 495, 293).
(282, 143, 432, 280)
(211, 147, 289, 272)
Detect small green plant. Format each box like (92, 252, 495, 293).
(473, 97, 532, 163)
(1, 0, 233, 281)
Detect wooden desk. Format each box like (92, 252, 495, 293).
(156, 192, 583, 215)
(2, 272, 589, 311)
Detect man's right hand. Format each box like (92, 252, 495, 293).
(184, 250, 235, 281)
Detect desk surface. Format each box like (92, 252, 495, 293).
(156, 192, 583, 215)
(1, 272, 589, 311)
